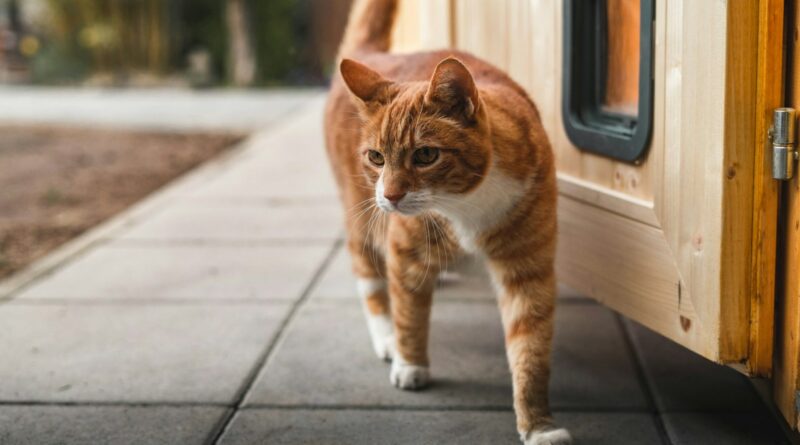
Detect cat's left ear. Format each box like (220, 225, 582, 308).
(425, 57, 480, 122)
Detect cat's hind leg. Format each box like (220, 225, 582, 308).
(487, 256, 571, 445)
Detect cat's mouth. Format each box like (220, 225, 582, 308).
(377, 201, 425, 216)
(376, 194, 430, 216)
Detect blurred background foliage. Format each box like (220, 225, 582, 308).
(0, 0, 352, 87)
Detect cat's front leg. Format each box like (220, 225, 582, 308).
(356, 276, 393, 361)
(386, 229, 438, 390)
(488, 258, 572, 445)
(346, 236, 394, 362)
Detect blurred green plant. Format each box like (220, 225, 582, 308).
(35, 0, 172, 83)
(251, 0, 303, 86)
(21, 0, 344, 86)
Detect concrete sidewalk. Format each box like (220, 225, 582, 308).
(0, 86, 321, 132)
(0, 90, 794, 444)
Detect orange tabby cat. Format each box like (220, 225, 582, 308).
(324, 1, 570, 443)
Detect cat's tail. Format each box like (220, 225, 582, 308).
(338, 0, 398, 57)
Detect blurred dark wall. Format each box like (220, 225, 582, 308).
(309, 0, 352, 78)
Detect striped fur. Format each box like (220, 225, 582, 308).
(324, 1, 569, 443)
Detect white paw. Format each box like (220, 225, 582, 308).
(357, 279, 394, 362)
(522, 427, 572, 445)
(371, 332, 394, 362)
(390, 360, 430, 390)
(366, 314, 394, 362)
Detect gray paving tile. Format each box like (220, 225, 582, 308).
(244, 301, 646, 410)
(551, 305, 648, 409)
(310, 247, 585, 302)
(0, 405, 227, 445)
(559, 412, 664, 445)
(16, 243, 332, 300)
(626, 320, 763, 412)
(307, 246, 354, 299)
(245, 300, 511, 408)
(0, 303, 290, 402)
(218, 409, 662, 445)
(662, 412, 789, 445)
(190, 156, 338, 199)
(119, 201, 342, 242)
(187, 105, 338, 199)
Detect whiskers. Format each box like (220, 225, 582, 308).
(410, 212, 453, 293)
(348, 197, 388, 280)
(426, 213, 451, 273)
(394, 190, 432, 215)
(412, 214, 432, 293)
(349, 197, 378, 222)
(347, 194, 458, 292)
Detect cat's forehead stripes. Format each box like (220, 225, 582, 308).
(376, 93, 422, 153)
(371, 88, 465, 157)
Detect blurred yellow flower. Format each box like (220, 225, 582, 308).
(19, 36, 40, 57)
(79, 24, 116, 49)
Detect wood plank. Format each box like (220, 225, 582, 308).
(749, 0, 784, 378)
(646, 0, 667, 231)
(391, 0, 452, 53)
(719, 0, 759, 362)
(454, 0, 509, 69)
(509, 0, 558, 142)
(390, 0, 421, 53)
(551, 0, 583, 178)
(557, 196, 710, 356)
(654, 0, 756, 362)
(418, 0, 453, 49)
(557, 174, 658, 227)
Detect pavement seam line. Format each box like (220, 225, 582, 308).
(238, 404, 654, 413)
(616, 314, 674, 445)
(206, 239, 343, 445)
(0, 400, 229, 408)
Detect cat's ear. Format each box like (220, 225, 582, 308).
(425, 57, 479, 122)
(340, 59, 394, 107)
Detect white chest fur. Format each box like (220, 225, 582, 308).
(433, 166, 526, 252)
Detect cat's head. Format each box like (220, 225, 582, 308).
(340, 57, 491, 216)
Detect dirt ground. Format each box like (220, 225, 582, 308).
(0, 126, 242, 279)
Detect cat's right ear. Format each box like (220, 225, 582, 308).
(340, 59, 394, 108)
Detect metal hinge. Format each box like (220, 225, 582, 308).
(771, 108, 798, 180)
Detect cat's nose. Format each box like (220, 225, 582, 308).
(384, 191, 406, 204)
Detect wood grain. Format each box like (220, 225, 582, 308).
(391, 0, 454, 53)
(557, 195, 711, 355)
(718, 0, 759, 362)
(749, 0, 784, 378)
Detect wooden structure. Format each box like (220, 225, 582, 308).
(390, 0, 800, 430)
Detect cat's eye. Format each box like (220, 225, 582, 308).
(412, 147, 439, 165)
(367, 150, 385, 166)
